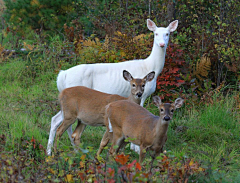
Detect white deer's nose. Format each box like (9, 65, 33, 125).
(159, 43, 165, 47)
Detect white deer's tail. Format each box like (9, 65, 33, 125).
(57, 70, 66, 92)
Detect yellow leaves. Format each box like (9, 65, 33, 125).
(23, 42, 34, 51)
(31, 0, 39, 6)
(120, 51, 126, 58)
(65, 174, 74, 183)
(82, 37, 101, 48)
(81, 154, 86, 161)
(193, 54, 211, 81)
(189, 159, 194, 166)
(80, 161, 85, 168)
(198, 167, 205, 172)
(102, 35, 110, 51)
(112, 31, 152, 61)
(49, 168, 56, 174)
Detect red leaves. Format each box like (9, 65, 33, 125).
(108, 168, 115, 178)
(135, 162, 141, 171)
(115, 155, 141, 171)
(31, 136, 36, 149)
(127, 159, 136, 169)
(115, 154, 129, 165)
(156, 43, 186, 101)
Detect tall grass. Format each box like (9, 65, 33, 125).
(0, 53, 239, 182)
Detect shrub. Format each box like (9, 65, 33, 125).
(3, 0, 78, 37)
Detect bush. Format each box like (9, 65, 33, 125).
(3, 0, 79, 37)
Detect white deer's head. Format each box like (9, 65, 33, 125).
(147, 19, 178, 48)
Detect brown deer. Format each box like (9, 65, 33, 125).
(53, 70, 155, 153)
(101, 96, 184, 163)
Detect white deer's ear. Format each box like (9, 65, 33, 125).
(147, 19, 157, 32)
(174, 98, 184, 108)
(123, 70, 133, 81)
(167, 20, 178, 32)
(153, 96, 162, 106)
(144, 71, 155, 82)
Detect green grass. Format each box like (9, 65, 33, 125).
(0, 58, 240, 182)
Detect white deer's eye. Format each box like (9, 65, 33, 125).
(155, 33, 158, 36)
(166, 33, 169, 36)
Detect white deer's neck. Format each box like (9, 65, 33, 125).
(145, 42, 167, 75)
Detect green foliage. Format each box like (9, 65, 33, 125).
(173, 0, 240, 86)
(2, 0, 239, 88)
(0, 1, 240, 180)
(0, 57, 240, 181)
(3, 0, 78, 37)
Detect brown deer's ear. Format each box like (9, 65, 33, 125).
(152, 96, 162, 106)
(123, 70, 133, 82)
(174, 98, 184, 108)
(144, 71, 155, 82)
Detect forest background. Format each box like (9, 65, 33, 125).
(0, 0, 239, 182)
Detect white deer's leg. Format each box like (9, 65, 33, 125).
(47, 111, 63, 155)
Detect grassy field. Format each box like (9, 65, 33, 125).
(0, 57, 240, 182)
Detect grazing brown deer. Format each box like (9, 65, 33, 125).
(53, 70, 155, 153)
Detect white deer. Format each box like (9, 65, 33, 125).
(53, 71, 155, 153)
(47, 19, 178, 155)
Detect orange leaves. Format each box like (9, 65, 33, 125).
(115, 154, 129, 165)
(157, 155, 205, 182)
(136, 162, 142, 171)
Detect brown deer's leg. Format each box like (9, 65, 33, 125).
(54, 116, 76, 153)
(139, 145, 146, 163)
(97, 130, 112, 156)
(71, 119, 86, 146)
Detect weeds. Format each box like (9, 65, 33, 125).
(0, 32, 239, 182)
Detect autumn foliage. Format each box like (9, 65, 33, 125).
(0, 135, 206, 182)
(156, 43, 185, 101)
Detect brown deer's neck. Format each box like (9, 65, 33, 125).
(127, 95, 141, 105)
(154, 119, 169, 144)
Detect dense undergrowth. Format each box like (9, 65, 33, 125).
(0, 1, 239, 181)
(0, 58, 239, 182)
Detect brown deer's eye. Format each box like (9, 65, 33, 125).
(160, 109, 164, 112)
(132, 84, 136, 87)
(171, 109, 174, 113)
(142, 84, 145, 88)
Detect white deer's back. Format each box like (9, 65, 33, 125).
(57, 59, 155, 97)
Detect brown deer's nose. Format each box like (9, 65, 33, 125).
(164, 116, 171, 121)
(136, 92, 142, 98)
